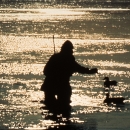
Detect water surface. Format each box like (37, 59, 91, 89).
(0, 4, 130, 130)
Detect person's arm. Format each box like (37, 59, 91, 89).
(71, 54, 98, 74)
(85, 67, 98, 74)
(74, 61, 98, 74)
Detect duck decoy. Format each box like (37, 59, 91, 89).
(104, 93, 125, 105)
(103, 77, 117, 88)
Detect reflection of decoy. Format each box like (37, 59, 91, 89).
(103, 77, 117, 88)
(104, 93, 125, 105)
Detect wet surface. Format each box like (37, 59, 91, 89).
(0, 6, 130, 130)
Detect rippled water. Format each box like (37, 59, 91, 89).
(0, 5, 130, 130)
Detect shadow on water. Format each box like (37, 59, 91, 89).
(40, 104, 97, 130)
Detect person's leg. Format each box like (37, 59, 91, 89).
(44, 90, 56, 106)
(57, 85, 72, 106)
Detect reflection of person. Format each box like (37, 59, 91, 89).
(41, 40, 98, 108)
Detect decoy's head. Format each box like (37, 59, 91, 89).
(103, 77, 109, 81)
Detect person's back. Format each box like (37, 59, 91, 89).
(44, 53, 76, 81)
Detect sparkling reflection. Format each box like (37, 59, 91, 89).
(0, 5, 130, 130)
(1, 37, 130, 129)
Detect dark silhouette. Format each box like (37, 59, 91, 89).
(103, 77, 117, 88)
(104, 93, 125, 105)
(40, 105, 89, 130)
(41, 40, 98, 111)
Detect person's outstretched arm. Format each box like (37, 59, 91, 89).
(74, 59, 98, 74)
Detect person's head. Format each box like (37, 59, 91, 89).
(61, 40, 74, 55)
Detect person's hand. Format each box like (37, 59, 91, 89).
(91, 68, 98, 73)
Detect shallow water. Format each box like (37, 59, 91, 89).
(0, 3, 130, 130)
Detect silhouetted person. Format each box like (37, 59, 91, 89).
(41, 40, 98, 109)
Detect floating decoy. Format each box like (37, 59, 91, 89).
(103, 77, 117, 88)
(104, 93, 125, 105)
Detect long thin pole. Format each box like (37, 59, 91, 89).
(53, 35, 55, 54)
